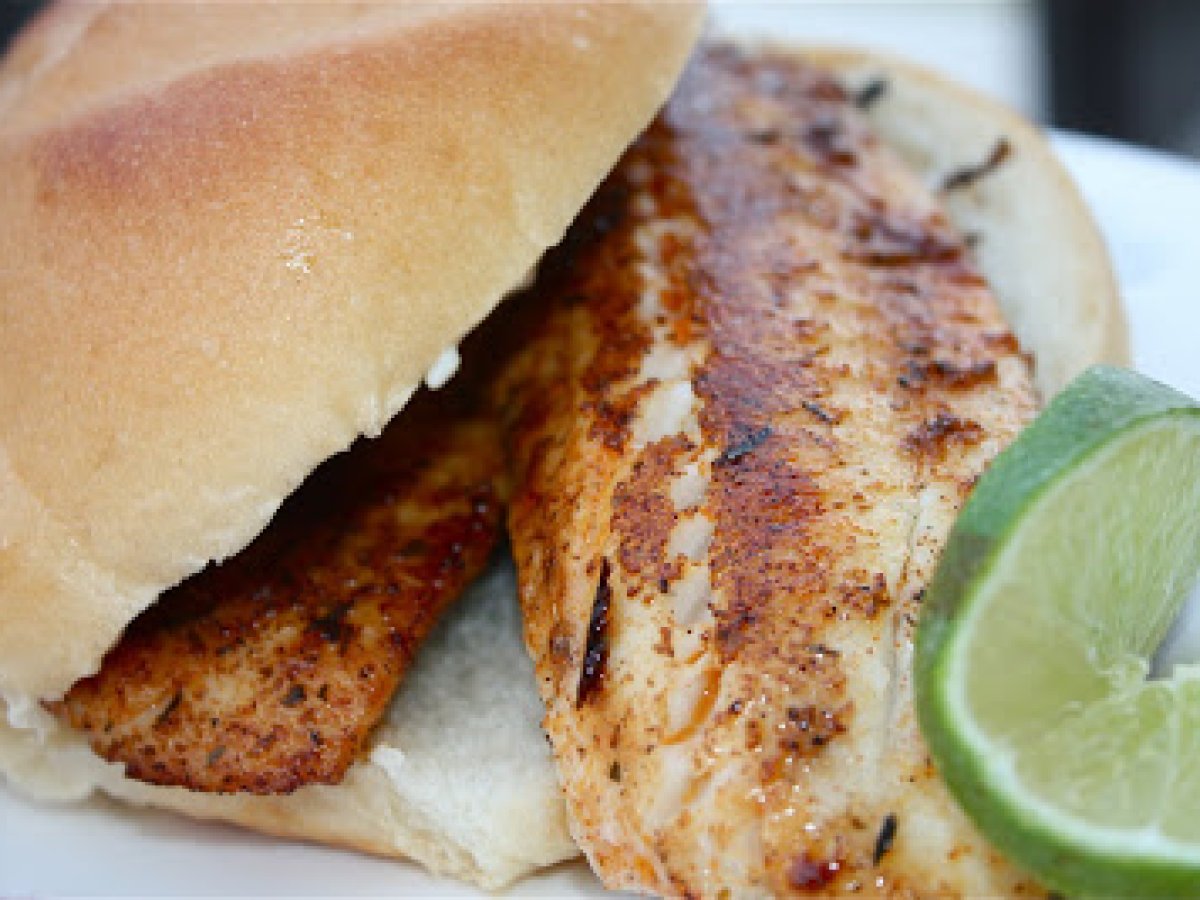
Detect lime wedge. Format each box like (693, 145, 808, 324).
(916, 365, 1200, 897)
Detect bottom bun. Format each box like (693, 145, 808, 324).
(0, 558, 577, 890)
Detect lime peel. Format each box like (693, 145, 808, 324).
(917, 365, 1200, 897)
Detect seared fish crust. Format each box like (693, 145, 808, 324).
(501, 46, 1042, 896)
(57, 384, 504, 795)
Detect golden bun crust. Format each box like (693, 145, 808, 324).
(0, 0, 704, 704)
(801, 47, 1129, 397)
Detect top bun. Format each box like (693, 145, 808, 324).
(0, 0, 705, 706)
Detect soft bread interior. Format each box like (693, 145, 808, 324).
(0, 558, 577, 889)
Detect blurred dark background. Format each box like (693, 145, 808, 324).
(3, 0, 1200, 159)
(1046, 0, 1200, 157)
(0, 0, 37, 56)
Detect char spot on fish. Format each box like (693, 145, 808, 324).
(853, 76, 889, 109)
(873, 813, 898, 865)
(983, 330, 1021, 354)
(939, 138, 1012, 193)
(282, 684, 306, 707)
(781, 704, 848, 754)
(585, 396, 641, 451)
(549, 631, 573, 663)
(652, 626, 674, 658)
(801, 399, 841, 425)
(845, 211, 962, 267)
(898, 358, 997, 390)
(577, 558, 613, 707)
(787, 855, 841, 891)
(308, 603, 351, 643)
(807, 642, 840, 658)
(802, 113, 858, 167)
(715, 426, 773, 466)
(154, 692, 182, 728)
(716, 608, 758, 658)
(185, 629, 205, 654)
(397, 538, 426, 558)
(904, 413, 984, 456)
(840, 572, 891, 618)
(747, 126, 782, 145)
(588, 207, 624, 239)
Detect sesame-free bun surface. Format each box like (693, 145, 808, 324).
(0, 0, 704, 705)
(802, 47, 1128, 397)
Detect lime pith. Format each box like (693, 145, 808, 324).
(916, 365, 1200, 897)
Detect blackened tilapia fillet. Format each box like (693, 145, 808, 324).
(58, 381, 504, 795)
(500, 45, 1041, 896)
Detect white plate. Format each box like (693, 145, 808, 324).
(6, 21, 1200, 900)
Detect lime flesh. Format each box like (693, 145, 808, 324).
(917, 366, 1200, 897)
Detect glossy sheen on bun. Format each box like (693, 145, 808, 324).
(0, 0, 705, 705)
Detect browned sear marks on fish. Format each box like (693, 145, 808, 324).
(905, 412, 984, 457)
(611, 436, 693, 592)
(56, 385, 504, 795)
(577, 558, 613, 708)
(500, 42, 1042, 899)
